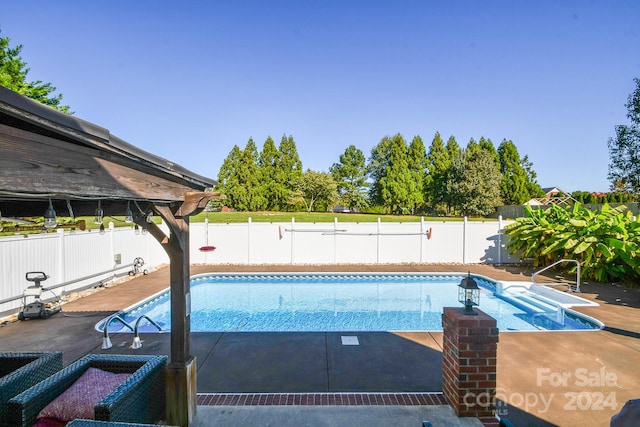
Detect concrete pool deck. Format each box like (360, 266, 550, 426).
(1, 263, 639, 426)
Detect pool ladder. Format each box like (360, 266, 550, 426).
(531, 259, 581, 292)
(101, 314, 162, 350)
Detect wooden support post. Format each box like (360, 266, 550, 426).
(151, 205, 197, 427)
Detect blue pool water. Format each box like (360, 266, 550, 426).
(97, 273, 603, 333)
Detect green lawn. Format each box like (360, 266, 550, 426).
(0, 211, 494, 235)
(191, 211, 474, 223)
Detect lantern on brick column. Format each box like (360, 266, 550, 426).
(458, 272, 479, 315)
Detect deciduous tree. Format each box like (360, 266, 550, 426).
(289, 170, 338, 212)
(446, 149, 502, 216)
(330, 145, 369, 211)
(608, 78, 640, 199)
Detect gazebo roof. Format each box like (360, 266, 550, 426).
(0, 85, 216, 217)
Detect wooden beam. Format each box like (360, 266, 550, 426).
(0, 124, 203, 202)
(174, 192, 225, 218)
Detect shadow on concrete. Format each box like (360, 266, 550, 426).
(604, 326, 640, 340)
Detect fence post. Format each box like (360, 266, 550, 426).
(497, 215, 503, 264)
(109, 222, 115, 267)
(377, 218, 381, 264)
(57, 228, 65, 284)
(334, 217, 338, 264)
(247, 217, 252, 264)
(463, 216, 468, 264)
(290, 217, 295, 264)
(420, 216, 425, 263)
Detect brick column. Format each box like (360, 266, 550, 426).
(442, 307, 499, 418)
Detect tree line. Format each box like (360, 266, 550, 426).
(5, 27, 638, 213)
(215, 133, 548, 216)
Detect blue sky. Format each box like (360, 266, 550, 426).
(3, 1, 639, 193)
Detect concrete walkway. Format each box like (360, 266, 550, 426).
(1, 264, 639, 426)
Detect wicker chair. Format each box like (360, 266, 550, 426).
(67, 420, 178, 427)
(0, 352, 63, 427)
(8, 354, 167, 427)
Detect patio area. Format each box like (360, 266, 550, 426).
(1, 263, 639, 426)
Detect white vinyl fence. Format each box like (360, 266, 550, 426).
(1, 217, 517, 315)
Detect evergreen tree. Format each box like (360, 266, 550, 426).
(379, 134, 411, 213)
(446, 149, 502, 216)
(258, 136, 278, 210)
(242, 138, 266, 210)
(498, 139, 530, 205)
(367, 136, 393, 206)
(215, 139, 265, 211)
(407, 135, 427, 213)
(443, 136, 462, 213)
(0, 31, 71, 113)
(216, 145, 244, 209)
(274, 135, 303, 210)
(479, 137, 500, 167)
(425, 132, 450, 212)
(466, 137, 479, 153)
(521, 154, 546, 198)
(330, 145, 369, 211)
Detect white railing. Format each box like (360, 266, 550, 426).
(531, 259, 581, 292)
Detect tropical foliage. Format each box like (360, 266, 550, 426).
(504, 203, 640, 282)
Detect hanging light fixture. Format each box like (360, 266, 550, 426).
(44, 199, 57, 229)
(99, 223, 105, 235)
(125, 201, 133, 223)
(94, 200, 104, 225)
(134, 224, 140, 235)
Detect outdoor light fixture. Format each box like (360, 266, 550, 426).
(131, 315, 162, 349)
(134, 224, 140, 235)
(458, 272, 480, 315)
(94, 200, 104, 225)
(44, 199, 57, 229)
(99, 223, 105, 235)
(125, 201, 133, 223)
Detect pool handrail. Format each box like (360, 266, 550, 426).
(531, 259, 581, 292)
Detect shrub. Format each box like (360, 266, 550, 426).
(504, 203, 640, 282)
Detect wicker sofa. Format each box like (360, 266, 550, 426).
(0, 352, 63, 427)
(7, 354, 167, 427)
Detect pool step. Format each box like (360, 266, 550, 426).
(504, 293, 557, 313)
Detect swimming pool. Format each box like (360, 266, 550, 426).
(96, 273, 603, 333)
